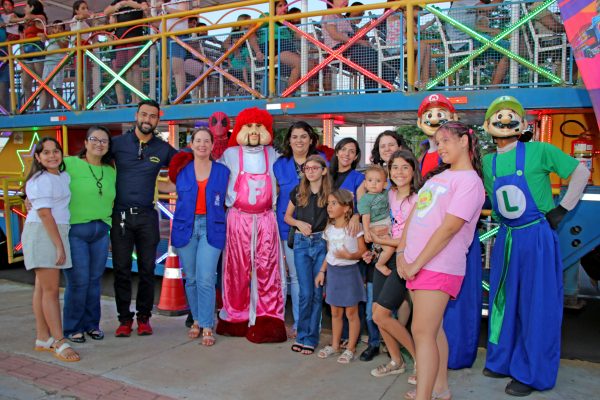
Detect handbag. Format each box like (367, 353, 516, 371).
(287, 226, 297, 249)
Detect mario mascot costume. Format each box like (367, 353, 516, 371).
(416, 94, 482, 370)
(482, 96, 589, 396)
(216, 107, 287, 343)
(416, 93, 458, 177)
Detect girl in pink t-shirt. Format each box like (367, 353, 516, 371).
(398, 122, 485, 400)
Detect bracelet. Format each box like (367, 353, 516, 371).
(396, 249, 405, 254)
(318, 270, 326, 274)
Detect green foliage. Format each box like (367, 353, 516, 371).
(395, 125, 428, 157)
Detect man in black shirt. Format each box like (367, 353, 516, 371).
(104, 0, 149, 105)
(111, 99, 177, 337)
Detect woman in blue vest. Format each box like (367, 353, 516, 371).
(167, 128, 230, 346)
(274, 121, 322, 338)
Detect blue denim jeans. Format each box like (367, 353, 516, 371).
(294, 233, 327, 348)
(175, 215, 221, 328)
(283, 240, 299, 331)
(366, 282, 380, 347)
(63, 220, 110, 336)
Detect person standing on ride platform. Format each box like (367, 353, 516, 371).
(110, 99, 177, 338)
(416, 94, 458, 178)
(482, 96, 590, 397)
(417, 93, 482, 370)
(104, 0, 149, 105)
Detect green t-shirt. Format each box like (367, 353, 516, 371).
(357, 191, 389, 223)
(482, 142, 578, 216)
(64, 156, 116, 226)
(258, 13, 293, 45)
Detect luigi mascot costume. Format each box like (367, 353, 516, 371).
(482, 96, 590, 396)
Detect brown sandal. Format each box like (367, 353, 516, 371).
(201, 329, 216, 346)
(188, 324, 201, 339)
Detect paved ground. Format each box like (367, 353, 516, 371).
(0, 279, 599, 400)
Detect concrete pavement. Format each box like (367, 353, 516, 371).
(0, 279, 599, 400)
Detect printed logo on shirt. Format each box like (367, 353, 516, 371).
(149, 156, 160, 163)
(495, 184, 526, 219)
(415, 182, 448, 218)
(214, 193, 221, 207)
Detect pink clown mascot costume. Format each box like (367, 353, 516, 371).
(216, 107, 287, 343)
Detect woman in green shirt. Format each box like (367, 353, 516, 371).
(63, 126, 116, 343)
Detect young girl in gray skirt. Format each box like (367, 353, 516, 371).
(316, 189, 367, 364)
(22, 137, 80, 362)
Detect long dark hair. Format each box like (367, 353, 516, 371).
(27, 0, 47, 21)
(281, 121, 320, 159)
(24, 137, 65, 193)
(72, 0, 87, 17)
(76, 125, 113, 166)
(388, 149, 421, 195)
(424, 121, 483, 181)
(370, 130, 408, 166)
(329, 137, 361, 178)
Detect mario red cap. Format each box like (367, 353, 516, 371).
(417, 94, 456, 117)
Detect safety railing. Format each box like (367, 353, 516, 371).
(0, 0, 574, 115)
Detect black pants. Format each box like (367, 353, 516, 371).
(110, 209, 160, 322)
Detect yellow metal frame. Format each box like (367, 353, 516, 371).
(0, 0, 446, 109)
(1, 177, 25, 264)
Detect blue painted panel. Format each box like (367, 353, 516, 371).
(0, 87, 592, 129)
(557, 185, 600, 268)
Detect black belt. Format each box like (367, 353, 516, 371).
(119, 207, 154, 215)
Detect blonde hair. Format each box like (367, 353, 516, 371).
(296, 155, 331, 208)
(365, 164, 388, 180)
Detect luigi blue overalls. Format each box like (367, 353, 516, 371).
(485, 142, 563, 390)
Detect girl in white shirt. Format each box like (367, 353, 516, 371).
(316, 189, 367, 364)
(22, 137, 79, 363)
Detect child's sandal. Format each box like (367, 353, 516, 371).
(337, 349, 355, 364)
(52, 338, 80, 362)
(317, 345, 340, 359)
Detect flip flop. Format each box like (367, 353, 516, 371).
(301, 345, 315, 355)
(34, 337, 54, 352)
(291, 343, 303, 352)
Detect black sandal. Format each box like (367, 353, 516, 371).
(291, 343, 303, 352)
(301, 346, 315, 355)
(86, 330, 105, 340)
(67, 333, 86, 343)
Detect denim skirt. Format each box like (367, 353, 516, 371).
(325, 262, 366, 307)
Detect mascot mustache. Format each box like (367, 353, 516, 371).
(492, 121, 521, 130)
(425, 119, 449, 128)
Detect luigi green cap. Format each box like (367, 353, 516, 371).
(485, 96, 525, 121)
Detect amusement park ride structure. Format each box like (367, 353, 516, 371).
(0, 0, 598, 303)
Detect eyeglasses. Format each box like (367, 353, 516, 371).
(138, 142, 148, 160)
(303, 165, 323, 173)
(88, 136, 109, 145)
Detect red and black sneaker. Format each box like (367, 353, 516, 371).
(137, 317, 153, 336)
(115, 320, 133, 337)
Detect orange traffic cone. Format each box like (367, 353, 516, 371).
(157, 245, 189, 316)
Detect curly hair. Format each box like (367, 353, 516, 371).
(370, 130, 408, 166)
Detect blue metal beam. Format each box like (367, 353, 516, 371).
(0, 87, 591, 129)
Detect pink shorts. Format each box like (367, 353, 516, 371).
(406, 269, 464, 299)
